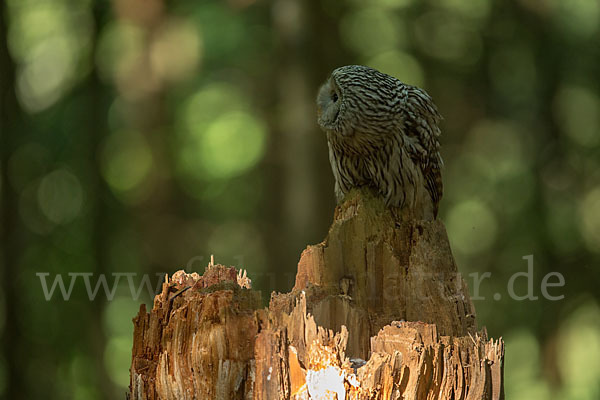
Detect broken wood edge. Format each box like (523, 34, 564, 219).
(258, 291, 504, 400)
(130, 265, 503, 399)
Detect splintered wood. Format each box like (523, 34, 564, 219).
(129, 189, 504, 399)
(255, 293, 503, 400)
(130, 264, 261, 400)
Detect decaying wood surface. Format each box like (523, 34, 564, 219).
(282, 189, 477, 359)
(129, 189, 504, 399)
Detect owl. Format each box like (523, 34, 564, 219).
(316, 65, 443, 220)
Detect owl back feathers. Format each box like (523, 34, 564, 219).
(318, 65, 444, 219)
(401, 85, 444, 217)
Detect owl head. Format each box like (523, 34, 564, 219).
(317, 65, 401, 138)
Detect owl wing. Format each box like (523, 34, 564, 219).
(401, 86, 444, 217)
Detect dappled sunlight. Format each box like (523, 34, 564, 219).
(103, 297, 141, 389)
(177, 84, 267, 182)
(16, 36, 79, 112)
(103, 297, 141, 338)
(340, 8, 406, 57)
(96, 22, 145, 84)
(195, 112, 266, 179)
(113, 0, 163, 26)
(550, 0, 600, 38)
(444, 152, 495, 203)
(345, 0, 413, 9)
(180, 83, 247, 129)
(37, 169, 84, 225)
(100, 130, 153, 203)
(367, 51, 424, 87)
(438, 0, 491, 20)
(446, 199, 498, 256)
(104, 336, 132, 388)
(557, 300, 600, 399)
(7, 0, 92, 112)
(445, 120, 534, 218)
(96, 21, 160, 99)
(413, 11, 482, 66)
(149, 19, 202, 83)
(98, 15, 202, 90)
(504, 329, 551, 400)
(554, 86, 600, 148)
(466, 120, 529, 178)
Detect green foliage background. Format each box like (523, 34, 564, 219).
(1, 0, 599, 398)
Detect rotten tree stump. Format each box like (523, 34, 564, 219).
(129, 189, 504, 399)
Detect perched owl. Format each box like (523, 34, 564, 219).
(316, 65, 443, 220)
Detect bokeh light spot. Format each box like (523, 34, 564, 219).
(444, 152, 494, 203)
(101, 130, 153, 194)
(178, 86, 267, 182)
(8, 3, 71, 61)
(367, 51, 424, 87)
(345, 0, 413, 8)
(340, 8, 405, 56)
(150, 18, 202, 83)
(37, 168, 84, 225)
(504, 329, 551, 400)
(414, 11, 482, 65)
(551, 0, 600, 37)
(466, 120, 527, 179)
(439, 0, 491, 20)
(451, 121, 534, 214)
(16, 36, 77, 112)
(446, 200, 497, 255)
(8, 1, 92, 112)
(557, 301, 600, 398)
(578, 187, 600, 253)
(96, 21, 160, 98)
(103, 297, 140, 338)
(555, 86, 600, 148)
(104, 336, 131, 389)
(199, 112, 266, 179)
(177, 84, 266, 185)
(181, 83, 247, 129)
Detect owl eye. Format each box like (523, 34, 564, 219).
(332, 92, 338, 103)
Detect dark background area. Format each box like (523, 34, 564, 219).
(1, 0, 600, 398)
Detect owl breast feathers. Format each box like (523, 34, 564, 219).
(316, 65, 443, 220)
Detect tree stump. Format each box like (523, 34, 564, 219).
(129, 189, 504, 399)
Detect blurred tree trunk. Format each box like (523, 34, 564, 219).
(266, 0, 348, 292)
(129, 190, 504, 399)
(87, 2, 117, 398)
(0, 3, 24, 398)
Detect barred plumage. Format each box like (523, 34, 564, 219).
(316, 65, 443, 219)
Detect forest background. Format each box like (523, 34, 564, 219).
(1, 0, 599, 398)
